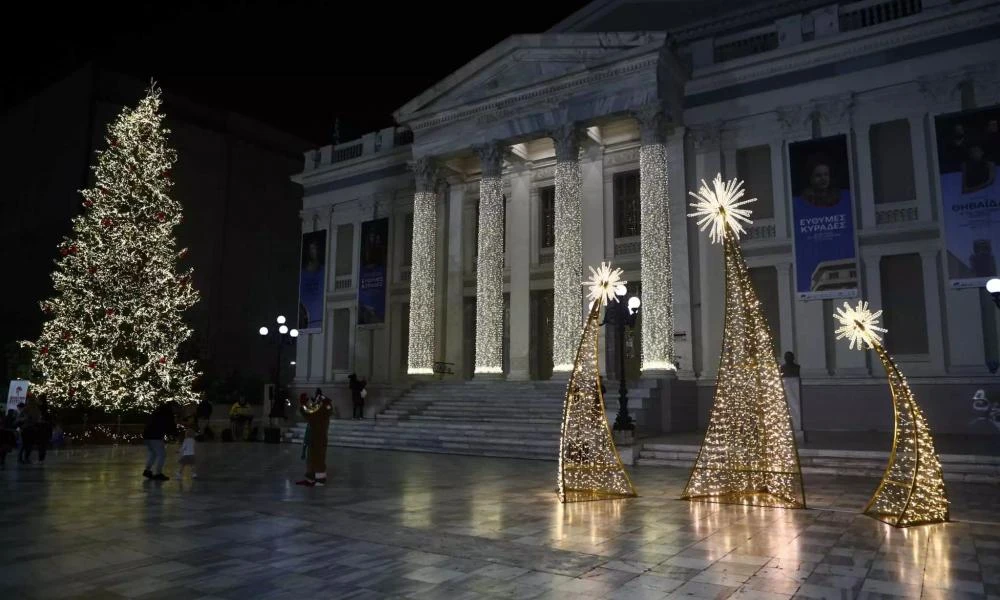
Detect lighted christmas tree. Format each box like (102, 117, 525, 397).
(833, 301, 949, 526)
(24, 85, 200, 412)
(557, 262, 637, 503)
(682, 175, 805, 508)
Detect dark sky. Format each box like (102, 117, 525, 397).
(5, 0, 590, 145)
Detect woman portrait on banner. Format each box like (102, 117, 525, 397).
(800, 154, 848, 209)
(298, 231, 326, 330)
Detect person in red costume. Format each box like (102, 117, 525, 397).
(296, 389, 332, 487)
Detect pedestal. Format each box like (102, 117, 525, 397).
(783, 376, 804, 443)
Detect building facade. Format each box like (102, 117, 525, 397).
(293, 0, 1000, 435)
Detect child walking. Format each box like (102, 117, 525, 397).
(175, 428, 197, 479)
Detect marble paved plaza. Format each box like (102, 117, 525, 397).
(2, 443, 1000, 600)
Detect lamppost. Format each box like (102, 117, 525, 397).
(258, 315, 298, 406)
(986, 278, 1000, 309)
(601, 292, 641, 431)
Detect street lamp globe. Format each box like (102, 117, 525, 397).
(279, 325, 289, 335)
(987, 278, 1000, 294)
(627, 296, 641, 315)
(258, 326, 269, 336)
(289, 329, 299, 338)
(276, 315, 287, 325)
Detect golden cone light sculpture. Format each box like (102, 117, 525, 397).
(682, 175, 805, 508)
(556, 262, 638, 503)
(833, 300, 949, 527)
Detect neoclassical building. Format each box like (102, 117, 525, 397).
(293, 0, 1000, 434)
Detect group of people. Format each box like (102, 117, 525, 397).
(0, 395, 59, 468)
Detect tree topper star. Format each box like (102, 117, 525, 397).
(833, 300, 887, 351)
(584, 262, 626, 308)
(687, 174, 756, 244)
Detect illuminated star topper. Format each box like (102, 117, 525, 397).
(585, 262, 626, 308)
(834, 300, 887, 351)
(687, 174, 756, 244)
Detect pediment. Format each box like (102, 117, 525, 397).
(395, 33, 667, 123)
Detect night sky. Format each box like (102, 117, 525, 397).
(5, 0, 589, 145)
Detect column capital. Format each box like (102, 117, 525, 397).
(411, 157, 440, 193)
(690, 123, 722, 152)
(634, 103, 673, 145)
(475, 142, 504, 178)
(551, 123, 581, 161)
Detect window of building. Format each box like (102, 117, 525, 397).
(335, 223, 353, 276)
(332, 308, 351, 370)
(880, 253, 928, 355)
(870, 120, 915, 205)
(539, 185, 555, 249)
(749, 266, 781, 352)
(736, 145, 774, 219)
(402, 213, 414, 267)
(614, 170, 641, 238)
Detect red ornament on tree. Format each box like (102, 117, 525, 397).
(68, 388, 76, 397)
(83, 199, 93, 208)
(60, 247, 70, 257)
(41, 347, 49, 355)
(88, 361, 96, 369)
(101, 218, 113, 228)
(69, 245, 78, 255)
(105, 308, 115, 316)
(161, 169, 171, 179)
(156, 211, 167, 222)
(158, 356, 167, 364)
(62, 331, 71, 340)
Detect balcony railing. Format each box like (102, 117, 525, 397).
(332, 143, 363, 163)
(840, 0, 922, 33)
(714, 28, 779, 63)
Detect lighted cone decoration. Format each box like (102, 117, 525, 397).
(682, 175, 806, 508)
(833, 301, 949, 526)
(557, 262, 638, 503)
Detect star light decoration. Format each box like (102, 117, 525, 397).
(833, 300, 887, 351)
(832, 301, 949, 527)
(23, 85, 200, 412)
(558, 260, 637, 503)
(688, 174, 755, 245)
(681, 175, 805, 509)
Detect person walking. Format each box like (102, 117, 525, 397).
(296, 392, 333, 487)
(143, 401, 179, 481)
(175, 427, 197, 479)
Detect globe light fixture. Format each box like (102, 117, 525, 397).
(276, 315, 286, 325)
(627, 296, 641, 315)
(258, 326, 268, 336)
(278, 325, 289, 335)
(987, 278, 1000, 294)
(289, 329, 299, 338)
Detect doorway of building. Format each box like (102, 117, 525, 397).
(530, 289, 554, 380)
(605, 281, 642, 382)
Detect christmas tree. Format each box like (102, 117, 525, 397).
(833, 301, 949, 526)
(24, 85, 199, 412)
(557, 262, 637, 503)
(682, 175, 805, 509)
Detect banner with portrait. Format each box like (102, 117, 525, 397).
(297, 230, 327, 333)
(358, 218, 388, 325)
(935, 105, 1000, 288)
(789, 135, 859, 301)
(7, 380, 29, 413)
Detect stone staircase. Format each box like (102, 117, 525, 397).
(636, 442, 1000, 483)
(286, 379, 661, 461)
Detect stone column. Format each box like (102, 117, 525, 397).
(445, 178, 466, 376)
(406, 158, 439, 375)
(508, 163, 532, 380)
(908, 114, 934, 223)
(775, 261, 796, 357)
(691, 125, 724, 378)
(920, 250, 946, 375)
(474, 143, 505, 376)
(636, 104, 675, 374)
(551, 125, 583, 374)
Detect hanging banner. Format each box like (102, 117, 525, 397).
(297, 230, 327, 333)
(358, 217, 388, 325)
(935, 105, 1000, 288)
(7, 380, 29, 413)
(789, 135, 859, 301)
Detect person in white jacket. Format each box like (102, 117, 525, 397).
(175, 428, 197, 479)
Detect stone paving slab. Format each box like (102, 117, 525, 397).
(2, 443, 1000, 599)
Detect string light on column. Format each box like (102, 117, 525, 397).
(407, 158, 438, 375)
(636, 104, 675, 372)
(552, 124, 583, 373)
(681, 174, 805, 509)
(833, 301, 949, 527)
(474, 143, 505, 375)
(557, 261, 637, 502)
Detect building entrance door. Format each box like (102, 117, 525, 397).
(530, 289, 554, 380)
